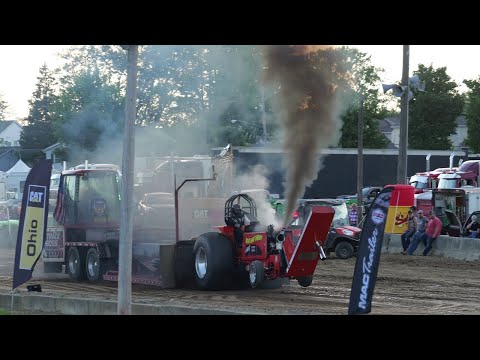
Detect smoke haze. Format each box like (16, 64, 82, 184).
(262, 45, 343, 226)
(233, 164, 282, 229)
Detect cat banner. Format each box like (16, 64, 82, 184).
(13, 159, 52, 290)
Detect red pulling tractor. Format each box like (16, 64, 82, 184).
(190, 194, 335, 290)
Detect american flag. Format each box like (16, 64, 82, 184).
(53, 178, 65, 224)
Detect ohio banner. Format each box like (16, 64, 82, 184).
(13, 159, 52, 290)
(348, 186, 394, 315)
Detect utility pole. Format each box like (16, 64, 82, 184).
(261, 88, 267, 142)
(357, 96, 364, 218)
(118, 45, 138, 315)
(397, 45, 410, 184)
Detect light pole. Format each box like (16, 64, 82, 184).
(382, 46, 425, 184)
(260, 88, 268, 143)
(397, 45, 410, 184)
(357, 96, 364, 218)
(117, 45, 138, 315)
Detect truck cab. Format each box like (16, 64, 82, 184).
(437, 160, 480, 190)
(42, 164, 123, 278)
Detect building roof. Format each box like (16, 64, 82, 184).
(379, 115, 466, 134)
(7, 159, 31, 174)
(378, 115, 467, 149)
(42, 142, 61, 152)
(0, 147, 16, 159)
(0, 120, 19, 133)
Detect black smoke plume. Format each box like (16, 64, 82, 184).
(262, 45, 342, 226)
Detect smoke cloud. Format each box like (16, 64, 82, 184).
(262, 45, 343, 226)
(233, 164, 282, 229)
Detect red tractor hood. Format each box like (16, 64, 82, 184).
(289, 225, 361, 237)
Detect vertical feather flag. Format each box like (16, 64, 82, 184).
(13, 159, 52, 290)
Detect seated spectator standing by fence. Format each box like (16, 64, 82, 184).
(466, 215, 479, 238)
(404, 210, 428, 255)
(349, 203, 359, 227)
(401, 210, 417, 251)
(421, 210, 443, 256)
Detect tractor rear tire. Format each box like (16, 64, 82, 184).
(249, 260, 264, 288)
(67, 247, 86, 281)
(297, 275, 313, 287)
(335, 241, 354, 259)
(193, 232, 234, 290)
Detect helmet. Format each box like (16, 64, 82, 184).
(232, 204, 242, 216)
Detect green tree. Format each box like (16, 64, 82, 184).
(206, 46, 273, 147)
(409, 64, 464, 150)
(20, 64, 59, 165)
(323, 46, 389, 149)
(0, 93, 9, 119)
(53, 67, 124, 163)
(55, 45, 275, 155)
(463, 78, 480, 153)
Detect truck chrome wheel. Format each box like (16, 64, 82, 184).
(68, 249, 79, 275)
(85, 248, 102, 282)
(195, 247, 208, 279)
(67, 246, 86, 281)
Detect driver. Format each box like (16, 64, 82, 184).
(230, 204, 245, 248)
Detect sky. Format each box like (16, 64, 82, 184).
(1, 45, 480, 119)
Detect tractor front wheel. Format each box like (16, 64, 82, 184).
(249, 260, 265, 288)
(297, 275, 313, 287)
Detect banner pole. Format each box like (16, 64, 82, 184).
(10, 290, 14, 313)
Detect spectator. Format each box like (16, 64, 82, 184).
(349, 203, 359, 227)
(466, 215, 479, 238)
(401, 210, 418, 251)
(421, 210, 442, 256)
(404, 210, 428, 255)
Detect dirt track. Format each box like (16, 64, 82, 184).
(1, 249, 480, 314)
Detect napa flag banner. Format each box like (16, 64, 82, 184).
(13, 159, 52, 290)
(348, 186, 394, 315)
